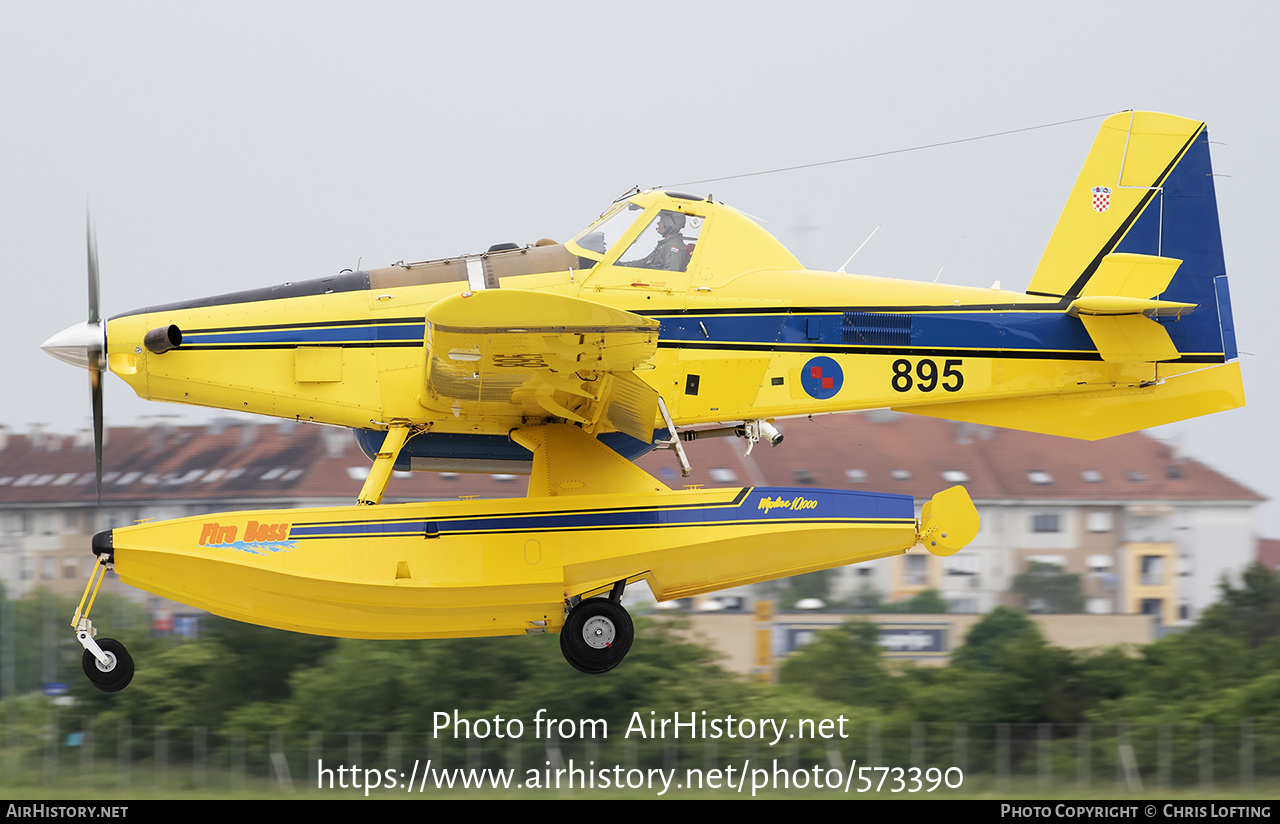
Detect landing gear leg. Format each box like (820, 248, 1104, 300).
(560, 581, 634, 674)
(71, 552, 134, 692)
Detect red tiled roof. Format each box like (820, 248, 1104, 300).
(1258, 538, 1280, 570)
(0, 413, 1262, 507)
(635, 413, 1262, 503)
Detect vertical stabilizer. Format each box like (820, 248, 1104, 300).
(1028, 111, 1236, 362)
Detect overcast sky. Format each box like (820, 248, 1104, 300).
(3, 2, 1278, 523)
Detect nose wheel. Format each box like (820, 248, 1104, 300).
(560, 595, 634, 674)
(81, 638, 134, 693)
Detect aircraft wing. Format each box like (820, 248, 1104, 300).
(421, 290, 662, 441)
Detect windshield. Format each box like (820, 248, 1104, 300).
(616, 210, 703, 272)
(569, 200, 648, 260)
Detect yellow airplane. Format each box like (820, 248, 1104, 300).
(45, 111, 1242, 691)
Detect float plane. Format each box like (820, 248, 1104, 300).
(43, 111, 1242, 690)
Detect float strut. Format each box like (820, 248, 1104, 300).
(358, 425, 412, 505)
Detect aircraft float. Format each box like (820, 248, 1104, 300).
(42, 111, 1243, 690)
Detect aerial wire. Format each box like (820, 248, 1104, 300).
(663, 111, 1121, 189)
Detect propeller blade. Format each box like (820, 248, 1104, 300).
(90, 354, 103, 504)
(87, 215, 100, 325)
(86, 214, 104, 503)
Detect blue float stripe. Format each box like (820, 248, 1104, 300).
(289, 516, 913, 540)
(285, 488, 915, 541)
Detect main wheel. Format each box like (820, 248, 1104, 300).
(82, 638, 134, 693)
(560, 598, 634, 674)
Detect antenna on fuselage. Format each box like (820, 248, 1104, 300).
(837, 224, 881, 273)
(933, 235, 966, 283)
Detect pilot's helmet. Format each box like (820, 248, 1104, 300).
(659, 211, 686, 234)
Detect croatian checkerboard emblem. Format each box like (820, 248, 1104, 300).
(800, 356, 843, 400)
(1091, 186, 1112, 213)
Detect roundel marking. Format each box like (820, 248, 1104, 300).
(800, 356, 843, 400)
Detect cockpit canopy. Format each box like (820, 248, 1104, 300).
(367, 190, 801, 293)
(565, 190, 800, 278)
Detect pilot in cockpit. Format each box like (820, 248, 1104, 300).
(619, 211, 687, 271)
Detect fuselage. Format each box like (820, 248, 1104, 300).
(102, 190, 1216, 463)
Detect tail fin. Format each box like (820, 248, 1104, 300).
(1028, 111, 1237, 362)
(898, 112, 1244, 440)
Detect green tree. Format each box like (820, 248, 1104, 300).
(776, 569, 833, 609)
(882, 589, 948, 613)
(778, 620, 898, 709)
(918, 605, 1095, 724)
(950, 606, 1042, 671)
(1011, 561, 1085, 613)
(1197, 562, 1280, 648)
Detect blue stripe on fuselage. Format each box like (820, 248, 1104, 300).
(174, 306, 1105, 357)
(182, 322, 425, 346)
(286, 487, 914, 540)
(178, 310, 1105, 357)
(656, 310, 1098, 355)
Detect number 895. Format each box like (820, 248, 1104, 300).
(891, 358, 964, 393)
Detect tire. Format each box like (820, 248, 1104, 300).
(82, 638, 134, 693)
(560, 598, 634, 674)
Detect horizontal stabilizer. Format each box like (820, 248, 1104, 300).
(1068, 296, 1196, 317)
(897, 361, 1244, 440)
(1066, 253, 1196, 361)
(1079, 252, 1183, 300)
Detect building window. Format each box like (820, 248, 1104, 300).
(1086, 511, 1112, 533)
(1031, 513, 1061, 533)
(1086, 598, 1113, 614)
(1140, 555, 1164, 585)
(709, 468, 738, 484)
(904, 554, 927, 586)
